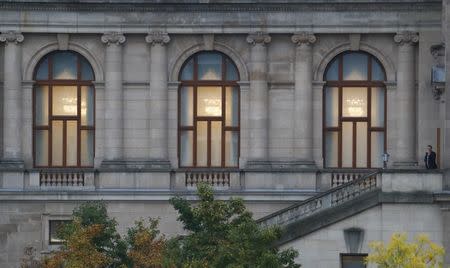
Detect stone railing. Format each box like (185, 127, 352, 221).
(259, 170, 380, 228)
(331, 170, 374, 187)
(185, 171, 231, 187)
(39, 171, 85, 187)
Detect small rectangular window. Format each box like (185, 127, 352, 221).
(341, 253, 367, 268)
(49, 220, 71, 245)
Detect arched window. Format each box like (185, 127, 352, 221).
(178, 51, 240, 167)
(323, 51, 386, 168)
(33, 51, 95, 167)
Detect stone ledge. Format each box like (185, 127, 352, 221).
(245, 159, 318, 172)
(99, 159, 171, 172)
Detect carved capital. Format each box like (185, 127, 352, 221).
(145, 31, 170, 46)
(246, 32, 271, 46)
(0, 31, 24, 44)
(291, 32, 316, 46)
(394, 31, 419, 46)
(101, 32, 126, 46)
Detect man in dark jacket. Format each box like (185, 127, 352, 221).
(424, 145, 438, 169)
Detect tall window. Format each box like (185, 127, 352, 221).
(178, 51, 240, 168)
(33, 51, 95, 167)
(323, 51, 386, 168)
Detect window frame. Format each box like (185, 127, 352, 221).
(323, 51, 387, 169)
(178, 51, 240, 168)
(33, 51, 95, 168)
(340, 253, 368, 268)
(49, 219, 72, 245)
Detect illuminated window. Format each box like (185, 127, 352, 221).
(340, 253, 367, 268)
(324, 52, 386, 168)
(179, 51, 239, 167)
(34, 51, 95, 167)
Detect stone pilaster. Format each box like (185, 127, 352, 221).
(100, 32, 125, 162)
(0, 31, 24, 168)
(291, 32, 316, 167)
(393, 31, 419, 167)
(145, 31, 171, 167)
(246, 32, 271, 168)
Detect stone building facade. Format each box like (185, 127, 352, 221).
(0, 0, 449, 267)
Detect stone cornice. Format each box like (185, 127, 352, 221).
(246, 32, 271, 45)
(145, 31, 170, 46)
(101, 32, 126, 45)
(394, 31, 419, 45)
(0, 31, 24, 44)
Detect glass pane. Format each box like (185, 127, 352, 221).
(180, 58, 194, 80)
(211, 122, 222, 166)
(52, 121, 63, 166)
(81, 86, 94, 126)
(180, 131, 193, 166)
(180, 86, 194, 126)
(341, 255, 366, 268)
(371, 132, 384, 168)
(371, 58, 385, 81)
(225, 59, 239, 81)
(343, 87, 367, 117)
(35, 130, 48, 166)
(49, 220, 71, 244)
(35, 57, 49, 80)
(325, 58, 339, 81)
(342, 122, 353, 167)
(225, 131, 239, 167)
(225, 86, 239, 126)
(371, 87, 385, 127)
(198, 53, 222, 80)
(80, 57, 94, 80)
(35, 86, 49, 126)
(52, 86, 78, 116)
(356, 122, 368, 168)
(196, 121, 208, 166)
(81, 130, 94, 166)
(343, 53, 368, 80)
(197, 86, 222, 117)
(325, 87, 339, 127)
(325, 131, 338, 167)
(52, 52, 77, 80)
(67, 121, 78, 166)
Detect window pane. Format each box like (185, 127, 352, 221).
(52, 86, 78, 116)
(197, 86, 222, 117)
(198, 53, 222, 80)
(80, 57, 94, 80)
(325, 131, 338, 167)
(225, 86, 239, 126)
(52, 52, 77, 80)
(225, 131, 238, 166)
(341, 255, 366, 268)
(35, 85, 49, 126)
(180, 131, 193, 166)
(343, 87, 367, 117)
(225, 59, 239, 81)
(371, 132, 384, 168)
(35, 130, 48, 166)
(325, 58, 339, 81)
(81, 86, 94, 126)
(181, 58, 194, 80)
(49, 220, 71, 244)
(211, 122, 222, 166)
(343, 53, 368, 80)
(180, 86, 194, 126)
(81, 130, 94, 166)
(325, 87, 339, 127)
(35, 57, 49, 80)
(371, 58, 385, 81)
(67, 121, 78, 166)
(196, 121, 208, 166)
(342, 122, 353, 167)
(371, 87, 385, 127)
(52, 121, 63, 166)
(356, 122, 368, 168)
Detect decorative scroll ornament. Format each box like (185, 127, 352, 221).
(0, 31, 24, 44)
(291, 32, 316, 46)
(101, 32, 126, 45)
(145, 31, 170, 46)
(394, 31, 419, 45)
(246, 31, 271, 45)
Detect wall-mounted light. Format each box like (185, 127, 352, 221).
(382, 152, 390, 169)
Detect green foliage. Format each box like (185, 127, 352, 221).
(366, 232, 445, 268)
(163, 183, 301, 268)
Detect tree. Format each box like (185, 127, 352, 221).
(163, 183, 301, 268)
(366, 232, 445, 268)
